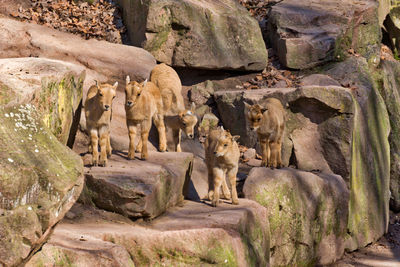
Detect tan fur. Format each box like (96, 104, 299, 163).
(150, 63, 198, 152)
(125, 77, 167, 160)
(205, 127, 240, 207)
(85, 81, 117, 166)
(245, 98, 285, 168)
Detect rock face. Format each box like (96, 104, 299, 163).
(81, 152, 193, 219)
(215, 56, 391, 260)
(27, 200, 270, 267)
(0, 105, 84, 266)
(243, 168, 349, 266)
(377, 60, 400, 212)
(117, 0, 268, 71)
(0, 57, 85, 146)
(0, 17, 156, 87)
(267, 0, 381, 69)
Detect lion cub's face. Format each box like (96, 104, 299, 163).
(245, 103, 267, 131)
(179, 103, 198, 139)
(214, 129, 239, 157)
(97, 82, 117, 111)
(125, 76, 146, 108)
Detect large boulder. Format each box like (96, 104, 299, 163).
(243, 168, 349, 266)
(0, 57, 85, 146)
(81, 152, 193, 219)
(375, 59, 400, 211)
(0, 17, 156, 88)
(117, 0, 268, 71)
(0, 104, 84, 266)
(27, 200, 270, 266)
(267, 0, 381, 69)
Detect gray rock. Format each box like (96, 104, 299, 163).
(82, 152, 193, 219)
(117, 0, 268, 71)
(267, 0, 381, 69)
(243, 148, 256, 160)
(243, 167, 349, 266)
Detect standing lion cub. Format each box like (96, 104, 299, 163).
(245, 98, 285, 168)
(205, 127, 240, 207)
(85, 81, 118, 166)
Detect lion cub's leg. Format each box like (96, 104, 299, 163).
(221, 177, 231, 200)
(106, 131, 112, 157)
(227, 167, 239, 205)
(140, 119, 152, 160)
(259, 134, 270, 168)
(89, 129, 99, 166)
(277, 141, 283, 168)
(270, 141, 281, 169)
(207, 166, 214, 200)
(153, 114, 167, 152)
(127, 121, 138, 160)
(212, 168, 224, 207)
(172, 128, 182, 152)
(99, 128, 108, 167)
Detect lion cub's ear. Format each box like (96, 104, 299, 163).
(244, 102, 251, 110)
(113, 81, 118, 89)
(126, 75, 131, 85)
(232, 135, 240, 142)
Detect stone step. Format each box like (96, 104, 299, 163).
(80, 151, 193, 220)
(27, 200, 270, 266)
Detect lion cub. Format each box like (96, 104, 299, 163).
(85, 81, 118, 166)
(245, 98, 285, 168)
(150, 63, 198, 152)
(206, 127, 240, 207)
(125, 76, 167, 160)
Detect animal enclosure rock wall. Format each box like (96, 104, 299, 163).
(117, 0, 268, 71)
(0, 57, 85, 146)
(267, 0, 381, 69)
(0, 105, 84, 266)
(215, 57, 391, 265)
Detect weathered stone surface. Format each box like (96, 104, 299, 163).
(300, 74, 341, 87)
(81, 152, 193, 219)
(214, 86, 354, 180)
(0, 57, 84, 146)
(322, 57, 391, 249)
(243, 167, 349, 266)
(117, 0, 268, 71)
(28, 200, 270, 267)
(267, 0, 381, 69)
(0, 17, 156, 88)
(215, 56, 391, 254)
(0, 105, 84, 266)
(374, 60, 400, 212)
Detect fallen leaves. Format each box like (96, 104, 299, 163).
(238, 0, 280, 20)
(242, 62, 300, 90)
(11, 0, 126, 43)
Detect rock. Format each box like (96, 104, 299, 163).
(215, 56, 391, 252)
(189, 80, 215, 106)
(81, 152, 193, 219)
(322, 57, 390, 249)
(0, 105, 84, 266)
(376, 60, 400, 212)
(0, 17, 156, 88)
(117, 0, 268, 71)
(378, 0, 391, 26)
(300, 74, 341, 87)
(243, 168, 349, 266)
(28, 200, 270, 266)
(267, 0, 381, 69)
(247, 158, 262, 167)
(0, 57, 84, 146)
(214, 86, 354, 180)
(243, 148, 256, 160)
